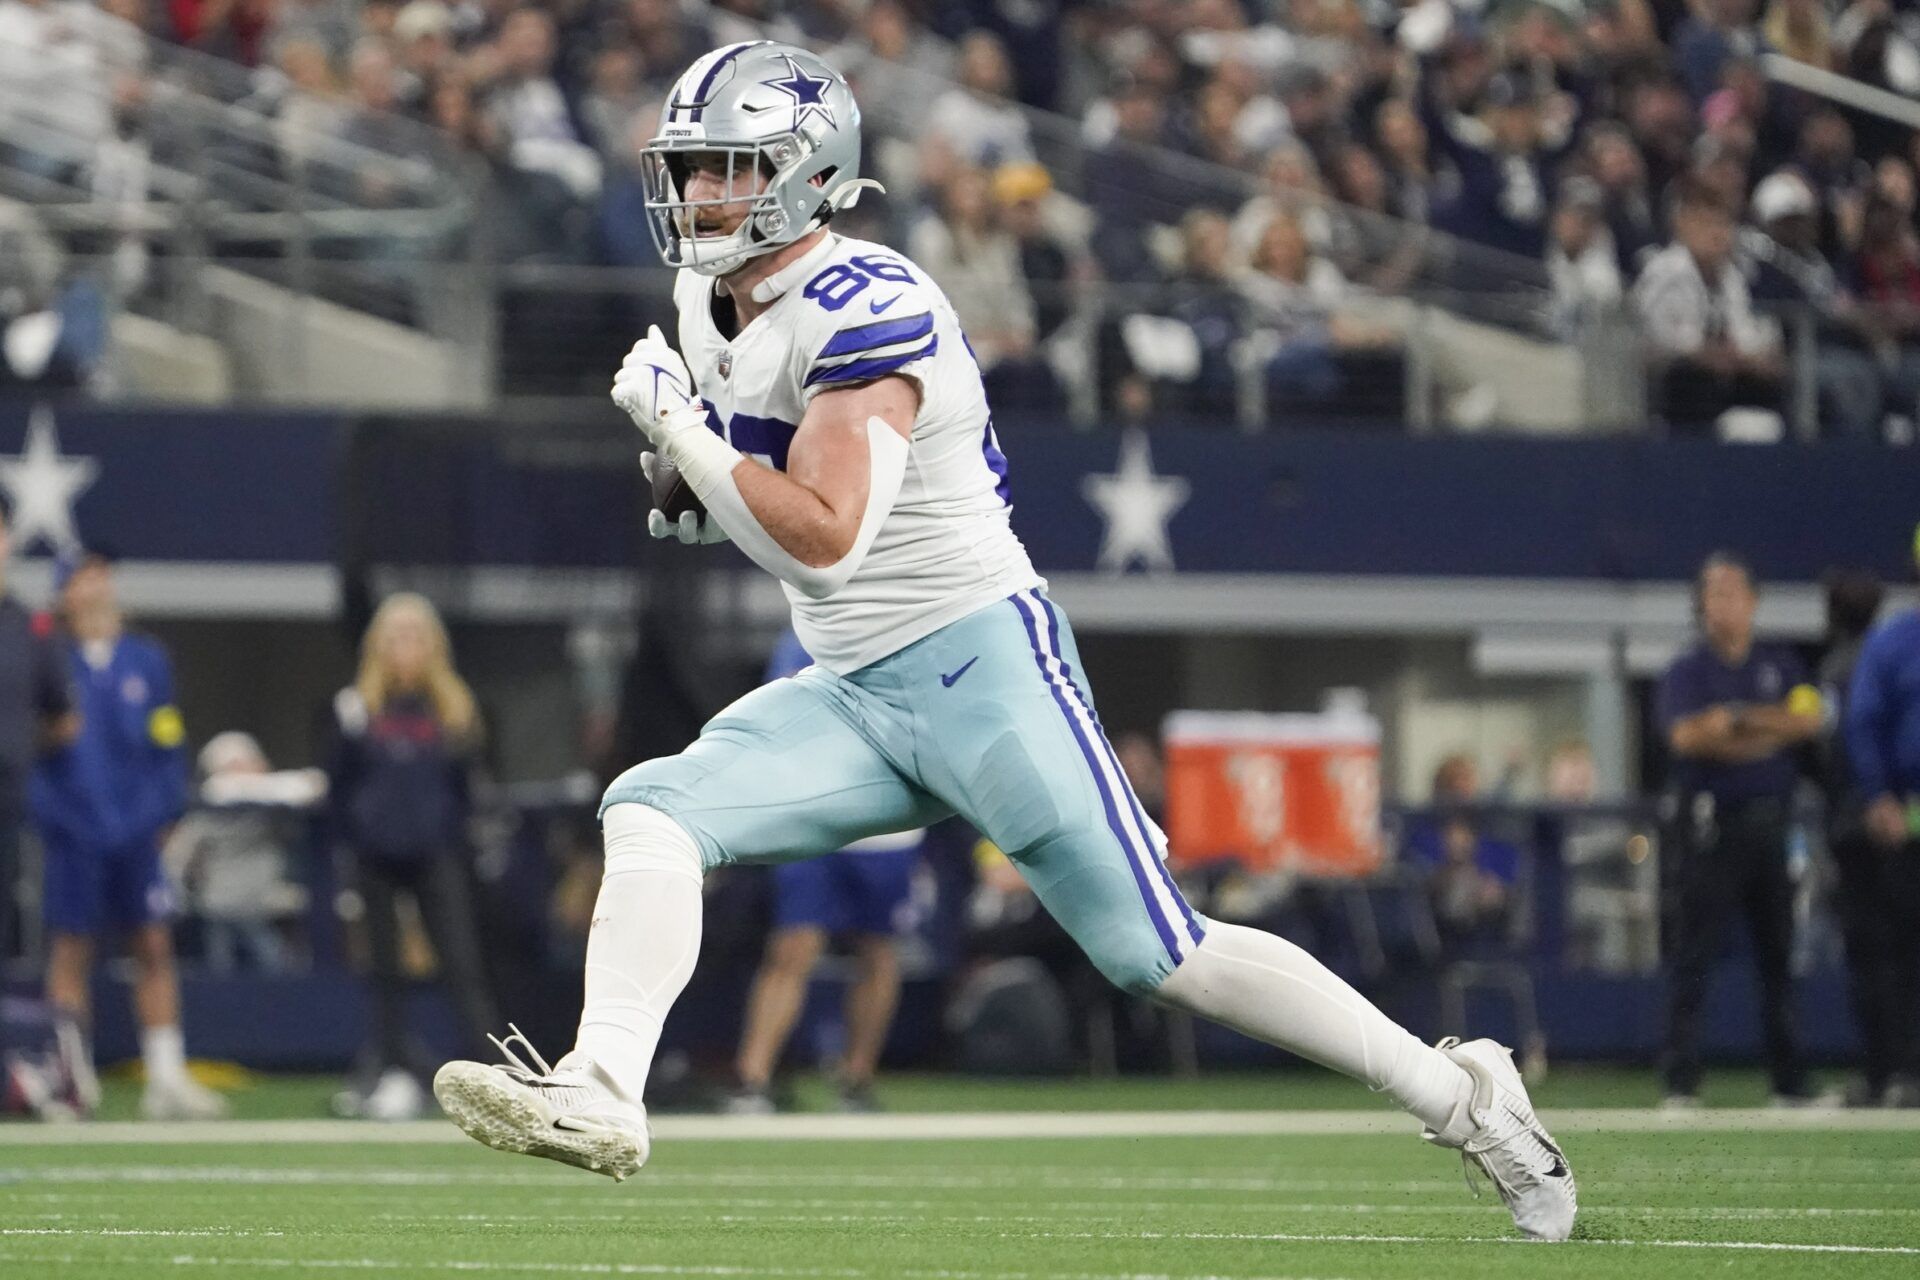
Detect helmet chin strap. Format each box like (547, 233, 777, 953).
(824, 177, 885, 211)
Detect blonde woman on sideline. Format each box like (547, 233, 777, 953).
(328, 594, 500, 1120)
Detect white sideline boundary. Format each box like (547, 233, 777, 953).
(6, 1107, 1920, 1146)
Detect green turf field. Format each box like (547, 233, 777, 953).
(7, 1077, 1920, 1280)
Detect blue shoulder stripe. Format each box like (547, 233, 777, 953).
(804, 335, 939, 388)
(817, 311, 935, 359)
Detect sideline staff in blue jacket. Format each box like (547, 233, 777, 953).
(29, 550, 225, 1119)
(1844, 531, 1920, 1097)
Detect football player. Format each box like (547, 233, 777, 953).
(435, 41, 1575, 1241)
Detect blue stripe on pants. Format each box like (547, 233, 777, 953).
(1035, 592, 1206, 948)
(1011, 590, 1182, 964)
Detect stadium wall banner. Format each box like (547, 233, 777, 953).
(2, 400, 1913, 600)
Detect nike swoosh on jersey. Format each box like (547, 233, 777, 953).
(868, 292, 903, 314)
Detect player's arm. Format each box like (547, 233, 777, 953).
(728, 376, 917, 568)
(611, 326, 914, 599)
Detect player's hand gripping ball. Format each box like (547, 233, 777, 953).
(640, 451, 728, 544)
(611, 325, 706, 447)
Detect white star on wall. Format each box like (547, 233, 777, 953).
(1080, 429, 1189, 574)
(0, 404, 98, 554)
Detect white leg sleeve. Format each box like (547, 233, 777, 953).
(564, 803, 705, 1104)
(1155, 921, 1472, 1136)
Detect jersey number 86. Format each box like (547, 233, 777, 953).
(803, 255, 917, 311)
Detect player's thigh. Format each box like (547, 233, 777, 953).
(927, 591, 1205, 993)
(602, 675, 948, 872)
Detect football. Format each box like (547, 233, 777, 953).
(650, 453, 707, 525)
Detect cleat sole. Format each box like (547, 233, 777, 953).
(433, 1062, 646, 1182)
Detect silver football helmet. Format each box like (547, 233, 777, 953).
(641, 41, 879, 276)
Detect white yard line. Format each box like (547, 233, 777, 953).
(1024, 1229, 1920, 1256)
(0, 1253, 1349, 1280)
(7, 1195, 1917, 1223)
(5, 1107, 1919, 1147)
(11, 1165, 1920, 1200)
(0, 1228, 284, 1237)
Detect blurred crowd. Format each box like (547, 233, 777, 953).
(4, 0, 1920, 428)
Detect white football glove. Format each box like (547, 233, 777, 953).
(639, 451, 730, 545)
(611, 325, 709, 448)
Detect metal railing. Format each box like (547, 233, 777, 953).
(10, 239, 1902, 441)
(0, 19, 480, 357)
(0, 23, 473, 237)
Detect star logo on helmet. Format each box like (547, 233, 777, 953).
(765, 54, 836, 133)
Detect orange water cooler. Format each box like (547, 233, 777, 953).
(1163, 711, 1384, 877)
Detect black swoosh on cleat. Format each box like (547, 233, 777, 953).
(1533, 1128, 1569, 1177)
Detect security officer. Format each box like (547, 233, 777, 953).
(0, 497, 76, 960)
(1657, 551, 1822, 1107)
(1844, 528, 1920, 1106)
(30, 549, 225, 1119)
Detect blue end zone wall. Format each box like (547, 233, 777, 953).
(3, 398, 1913, 582)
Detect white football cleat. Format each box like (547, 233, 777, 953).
(140, 1075, 229, 1121)
(434, 1026, 650, 1182)
(1424, 1036, 1577, 1242)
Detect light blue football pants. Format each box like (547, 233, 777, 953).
(602, 588, 1207, 993)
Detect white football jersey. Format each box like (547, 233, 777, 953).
(673, 232, 1042, 673)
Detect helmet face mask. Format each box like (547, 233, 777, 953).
(641, 42, 870, 276)
(642, 143, 782, 271)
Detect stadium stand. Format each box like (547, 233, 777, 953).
(5, 0, 1915, 436)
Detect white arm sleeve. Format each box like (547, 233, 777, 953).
(665, 415, 909, 602)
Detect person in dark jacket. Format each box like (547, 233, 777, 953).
(0, 497, 76, 962)
(1656, 551, 1821, 1107)
(1817, 568, 1909, 1106)
(1844, 532, 1920, 1106)
(329, 592, 499, 1120)
(1421, 65, 1577, 261)
(31, 550, 225, 1119)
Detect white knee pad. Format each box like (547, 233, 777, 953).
(602, 804, 704, 884)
